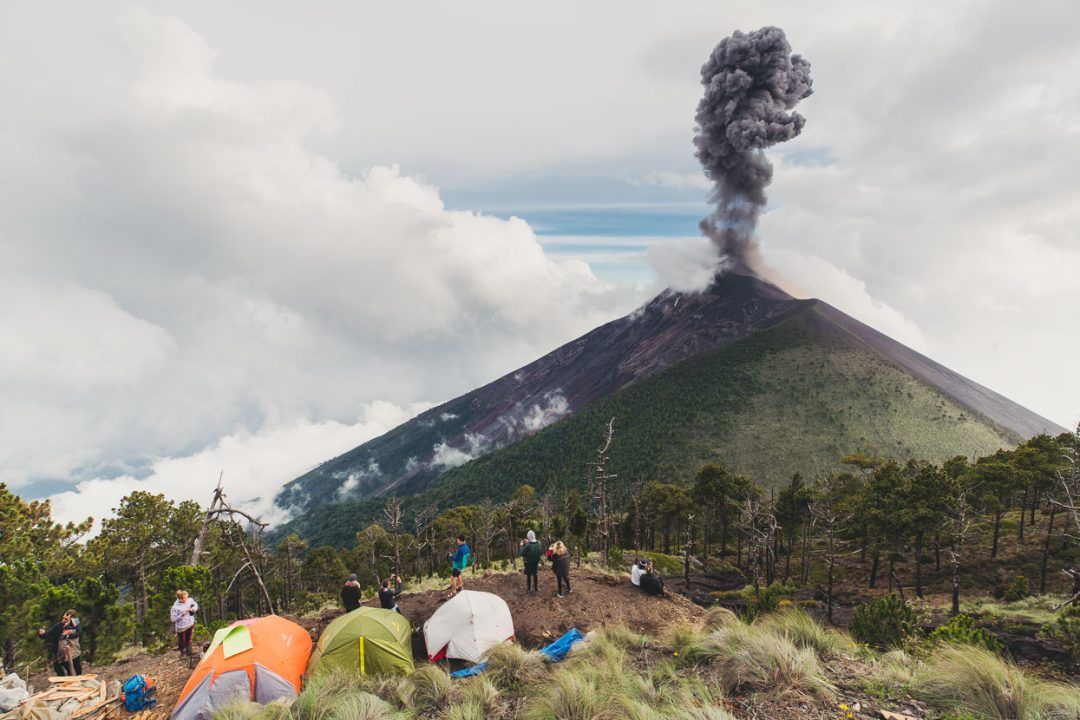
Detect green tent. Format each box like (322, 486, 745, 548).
(308, 607, 414, 677)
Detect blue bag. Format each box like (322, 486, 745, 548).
(121, 674, 157, 712)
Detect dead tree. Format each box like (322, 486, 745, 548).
(1053, 420, 1080, 607)
(947, 478, 975, 616)
(412, 506, 435, 577)
(683, 512, 695, 585)
(737, 496, 777, 601)
(809, 489, 847, 625)
(477, 498, 504, 569)
(190, 472, 274, 613)
(383, 498, 404, 577)
(587, 418, 616, 566)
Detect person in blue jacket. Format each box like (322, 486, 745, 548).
(448, 535, 471, 597)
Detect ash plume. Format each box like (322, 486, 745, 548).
(694, 26, 812, 271)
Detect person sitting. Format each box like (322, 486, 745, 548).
(639, 560, 665, 596)
(630, 558, 646, 588)
(379, 575, 403, 613)
(341, 573, 362, 612)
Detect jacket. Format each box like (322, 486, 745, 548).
(378, 579, 402, 610)
(170, 599, 198, 632)
(341, 581, 362, 612)
(451, 544, 471, 571)
(519, 541, 543, 566)
(552, 553, 571, 578)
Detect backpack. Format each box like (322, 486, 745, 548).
(121, 675, 157, 712)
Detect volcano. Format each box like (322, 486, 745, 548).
(275, 272, 1061, 533)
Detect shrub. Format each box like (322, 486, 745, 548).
(929, 614, 1002, 652)
(690, 623, 833, 699)
(484, 642, 548, 690)
(525, 670, 609, 720)
(912, 643, 1080, 719)
(1046, 602, 1080, 661)
(755, 608, 853, 658)
(850, 595, 919, 649)
(1002, 576, 1030, 603)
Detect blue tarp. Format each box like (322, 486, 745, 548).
(450, 628, 585, 679)
(450, 661, 488, 679)
(539, 628, 585, 663)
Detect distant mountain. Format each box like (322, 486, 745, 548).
(274, 272, 1063, 544)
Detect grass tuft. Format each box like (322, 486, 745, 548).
(692, 622, 834, 699)
(525, 670, 610, 720)
(292, 670, 357, 720)
(457, 675, 503, 715)
(754, 608, 853, 658)
(327, 692, 394, 720)
(403, 664, 455, 712)
(484, 641, 549, 689)
(703, 606, 739, 632)
(913, 643, 1080, 720)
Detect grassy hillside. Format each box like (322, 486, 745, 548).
(423, 303, 1015, 503)
(279, 303, 1018, 547)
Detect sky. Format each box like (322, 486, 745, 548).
(2, 1, 1078, 530)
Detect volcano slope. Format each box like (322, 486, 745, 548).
(276, 277, 1062, 547)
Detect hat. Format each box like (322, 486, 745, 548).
(348, 573, 357, 582)
(526, 530, 537, 543)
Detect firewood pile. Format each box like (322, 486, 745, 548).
(5, 675, 121, 720)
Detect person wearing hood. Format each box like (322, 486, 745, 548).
(39, 609, 83, 676)
(170, 590, 198, 657)
(519, 530, 543, 594)
(341, 574, 362, 612)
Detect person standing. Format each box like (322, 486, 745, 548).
(39, 610, 82, 676)
(448, 535, 471, 598)
(519, 530, 543, 594)
(378, 575, 403, 613)
(551, 541, 571, 598)
(341, 574, 362, 612)
(170, 590, 199, 657)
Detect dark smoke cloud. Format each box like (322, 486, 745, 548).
(694, 26, 812, 270)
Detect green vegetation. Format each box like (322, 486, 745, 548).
(280, 308, 1021, 548)
(1046, 603, 1080, 660)
(850, 595, 920, 649)
(929, 614, 1002, 652)
(912, 644, 1080, 720)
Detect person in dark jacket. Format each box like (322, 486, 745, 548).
(550, 541, 571, 597)
(519, 530, 543, 593)
(341, 574, 362, 612)
(640, 560, 666, 596)
(378, 575, 403, 612)
(39, 610, 83, 676)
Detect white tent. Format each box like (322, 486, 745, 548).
(423, 590, 515, 663)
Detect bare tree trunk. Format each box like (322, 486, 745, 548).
(1040, 503, 1057, 594)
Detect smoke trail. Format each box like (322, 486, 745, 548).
(694, 26, 812, 270)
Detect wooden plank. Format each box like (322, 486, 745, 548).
(71, 696, 119, 719)
(99, 682, 107, 702)
(48, 675, 97, 682)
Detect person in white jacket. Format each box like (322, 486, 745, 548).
(170, 590, 199, 656)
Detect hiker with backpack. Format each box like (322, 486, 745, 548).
(38, 609, 83, 676)
(341, 573, 362, 612)
(170, 590, 199, 657)
(519, 530, 543, 594)
(548, 541, 572, 597)
(448, 535, 471, 597)
(379, 574, 403, 613)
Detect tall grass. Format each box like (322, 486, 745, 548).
(912, 643, 1080, 720)
(292, 671, 358, 720)
(402, 665, 455, 712)
(484, 642, 549, 689)
(689, 622, 834, 700)
(703, 607, 739, 632)
(754, 608, 853, 658)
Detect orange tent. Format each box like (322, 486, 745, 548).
(171, 615, 312, 720)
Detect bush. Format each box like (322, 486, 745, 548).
(929, 614, 1002, 652)
(1046, 602, 1080, 660)
(850, 595, 920, 649)
(912, 643, 1080, 719)
(741, 582, 798, 621)
(1002, 576, 1030, 603)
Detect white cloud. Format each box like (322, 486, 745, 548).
(49, 401, 430, 532)
(522, 393, 570, 432)
(430, 433, 487, 469)
(645, 237, 724, 294)
(2, 8, 638, 502)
